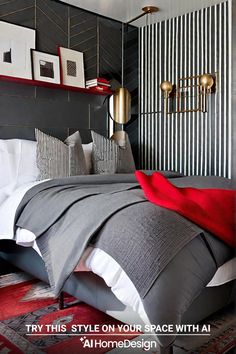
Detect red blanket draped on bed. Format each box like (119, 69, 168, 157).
(135, 171, 236, 247)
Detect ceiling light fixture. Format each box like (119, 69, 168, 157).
(126, 6, 159, 25)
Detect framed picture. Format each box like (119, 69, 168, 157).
(58, 47, 85, 88)
(31, 50, 60, 84)
(0, 20, 35, 79)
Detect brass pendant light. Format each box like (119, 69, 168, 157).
(112, 87, 131, 125)
(110, 6, 159, 128)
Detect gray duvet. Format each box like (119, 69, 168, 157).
(14, 172, 234, 347)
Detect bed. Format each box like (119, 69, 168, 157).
(0, 135, 235, 354)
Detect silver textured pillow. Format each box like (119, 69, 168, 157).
(35, 129, 87, 180)
(91, 130, 135, 174)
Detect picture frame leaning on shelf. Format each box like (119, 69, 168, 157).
(0, 20, 36, 79)
(58, 47, 85, 88)
(31, 50, 60, 84)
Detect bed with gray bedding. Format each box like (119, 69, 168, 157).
(1, 172, 235, 353)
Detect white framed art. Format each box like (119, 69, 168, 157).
(0, 21, 35, 79)
(58, 47, 85, 88)
(31, 50, 60, 84)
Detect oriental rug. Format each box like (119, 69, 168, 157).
(0, 272, 235, 354)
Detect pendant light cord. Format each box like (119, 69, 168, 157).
(121, 23, 124, 87)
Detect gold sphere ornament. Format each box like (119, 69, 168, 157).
(160, 81, 173, 99)
(199, 74, 214, 90)
(160, 81, 173, 94)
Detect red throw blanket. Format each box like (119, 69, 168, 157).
(135, 171, 236, 247)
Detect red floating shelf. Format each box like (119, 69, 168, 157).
(0, 75, 113, 96)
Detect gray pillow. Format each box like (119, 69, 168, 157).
(35, 129, 87, 180)
(91, 130, 135, 174)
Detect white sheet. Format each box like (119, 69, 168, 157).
(1, 181, 236, 323)
(0, 139, 39, 205)
(207, 257, 236, 286)
(0, 181, 45, 240)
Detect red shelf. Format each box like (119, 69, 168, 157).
(0, 75, 113, 96)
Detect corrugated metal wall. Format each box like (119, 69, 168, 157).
(139, 1, 232, 177)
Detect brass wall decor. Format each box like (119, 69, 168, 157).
(199, 73, 214, 89)
(160, 81, 173, 113)
(199, 74, 215, 112)
(160, 73, 215, 114)
(160, 81, 173, 97)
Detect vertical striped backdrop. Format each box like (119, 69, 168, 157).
(139, 0, 232, 178)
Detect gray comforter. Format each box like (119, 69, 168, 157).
(15, 172, 196, 296)
(13, 172, 234, 347)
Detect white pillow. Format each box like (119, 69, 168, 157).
(82, 142, 93, 174)
(0, 139, 39, 204)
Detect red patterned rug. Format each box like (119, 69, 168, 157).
(0, 272, 235, 353)
(0, 272, 139, 353)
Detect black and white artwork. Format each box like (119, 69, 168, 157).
(59, 47, 85, 88)
(0, 21, 35, 79)
(40, 60, 55, 79)
(3, 48, 12, 63)
(66, 60, 77, 77)
(31, 50, 60, 84)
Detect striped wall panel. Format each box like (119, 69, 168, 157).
(139, 1, 232, 178)
(124, 25, 139, 164)
(232, 0, 236, 179)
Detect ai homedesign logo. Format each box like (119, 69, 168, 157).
(80, 336, 158, 351)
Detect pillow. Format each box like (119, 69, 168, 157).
(0, 139, 39, 204)
(35, 129, 87, 179)
(91, 130, 135, 174)
(82, 142, 93, 174)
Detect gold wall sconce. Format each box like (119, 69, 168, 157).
(160, 73, 215, 114)
(160, 81, 173, 113)
(199, 73, 214, 112)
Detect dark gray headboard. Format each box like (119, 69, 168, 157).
(0, 80, 108, 142)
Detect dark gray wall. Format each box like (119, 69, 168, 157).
(0, 0, 138, 147)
